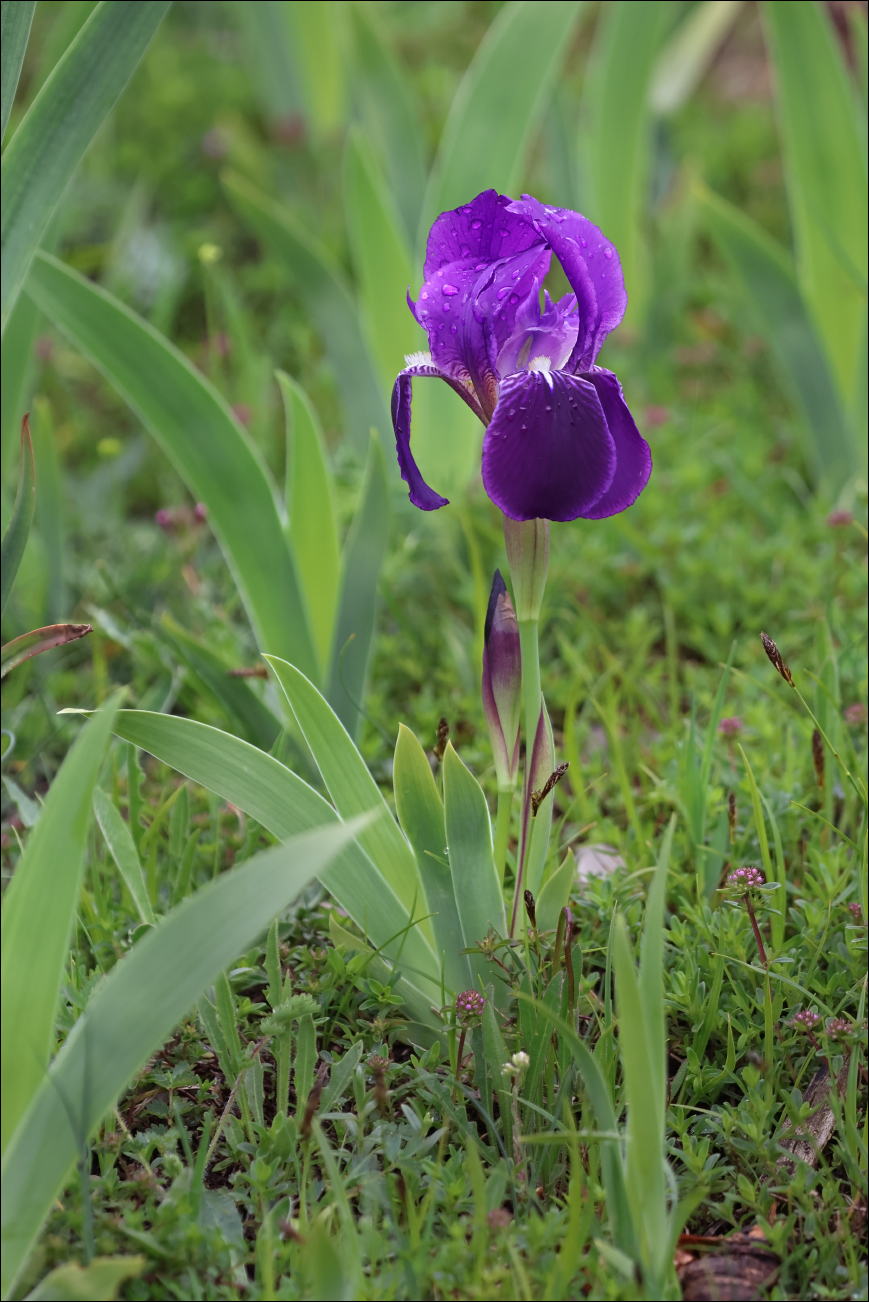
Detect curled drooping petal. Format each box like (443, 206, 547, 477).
(391, 356, 484, 511)
(482, 571, 521, 791)
(506, 195, 627, 372)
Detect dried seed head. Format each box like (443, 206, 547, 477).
(727, 791, 737, 841)
(760, 632, 794, 686)
(531, 762, 569, 816)
(811, 729, 825, 789)
(523, 890, 537, 928)
(435, 717, 449, 761)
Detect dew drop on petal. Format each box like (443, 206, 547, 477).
(545, 405, 552, 412)
(509, 294, 519, 304)
(442, 283, 459, 296)
(471, 219, 482, 230)
(520, 424, 527, 431)
(499, 227, 509, 237)
(443, 303, 450, 312)
(604, 248, 613, 260)
(475, 262, 487, 271)
(581, 239, 587, 248)
(460, 244, 470, 256)
(450, 324, 457, 333)
(497, 287, 510, 300)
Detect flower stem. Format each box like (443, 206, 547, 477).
(518, 619, 542, 758)
(494, 788, 513, 887)
(745, 897, 768, 968)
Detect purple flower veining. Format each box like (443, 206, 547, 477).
(391, 190, 652, 523)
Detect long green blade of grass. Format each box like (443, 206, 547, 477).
(223, 169, 388, 458)
(0, 0, 35, 144)
(266, 655, 423, 923)
(0, 414, 35, 616)
(0, 694, 121, 1155)
(278, 371, 340, 677)
(25, 252, 319, 682)
(583, 0, 671, 322)
(106, 710, 441, 1011)
(442, 742, 507, 993)
(421, 0, 584, 242)
(694, 182, 857, 484)
(0, 819, 363, 1298)
(763, 0, 868, 411)
(325, 430, 390, 739)
(92, 788, 153, 926)
(393, 724, 469, 994)
(1, 0, 170, 329)
(348, 1, 426, 248)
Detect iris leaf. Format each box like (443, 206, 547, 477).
(25, 252, 319, 682)
(0, 0, 35, 144)
(1, 0, 169, 329)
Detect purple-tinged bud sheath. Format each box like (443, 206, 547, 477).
(482, 571, 521, 791)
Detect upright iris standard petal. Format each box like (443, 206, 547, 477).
(580, 369, 652, 519)
(481, 368, 615, 522)
(506, 195, 627, 372)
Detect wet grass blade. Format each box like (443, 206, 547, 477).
(25, 252, 319, 682)
(421, 0, 585, 242)
(0, 820, 363, 1297)
(0, 414, 35, 616)
(650, 0, 743, 116)
(1, 1, 169, 327)
(695, 181, 856, 485)
(325, 430, 389, 738)
(0, 693, 121, 1155)
(1, 1, 35, 144)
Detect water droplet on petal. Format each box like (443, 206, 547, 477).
(509, 294, 519, 304)
(443, 303, 450, 312)
(475, 262, 487, 271)
(520, 424, 527, 431)
(545, 405, 552, 412)
(499, 227, 509, 237)
(581, 239, 587, 248)
(421, 291, 429, 300)
(604, 248, 613, 260)
(451, 324, 457, 333)
(460, 244, 470, 256)
(471, 219, 482, 230)
(497, 287, 509, 300)
(512, 269, 522, 278)
(442, 283, 459, 296)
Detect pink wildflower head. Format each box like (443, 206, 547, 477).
(824, 1018, 854, 1041)
(718, 717, 743, 737)
(455, 990, 486, 1025)
(827, 509, 853, 527)
(847, 902, 864, 924)
(844, 703, 867, 727)
(792, 1009, 820, 1032)
(193, 502, 208, 523)
(726, 865, 765, 893)
(155, 508, 174, 531)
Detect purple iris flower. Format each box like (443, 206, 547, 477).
(391, 190, 652, 522)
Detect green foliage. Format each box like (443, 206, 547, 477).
(1, 1, 169, 327)
(0, 414, 34, 615)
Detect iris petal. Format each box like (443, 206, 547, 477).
(481, 369, 616, 522)
(506, 196, 627, 371)
(579, 369, 652, 519)
(391, 363, 485, 511)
